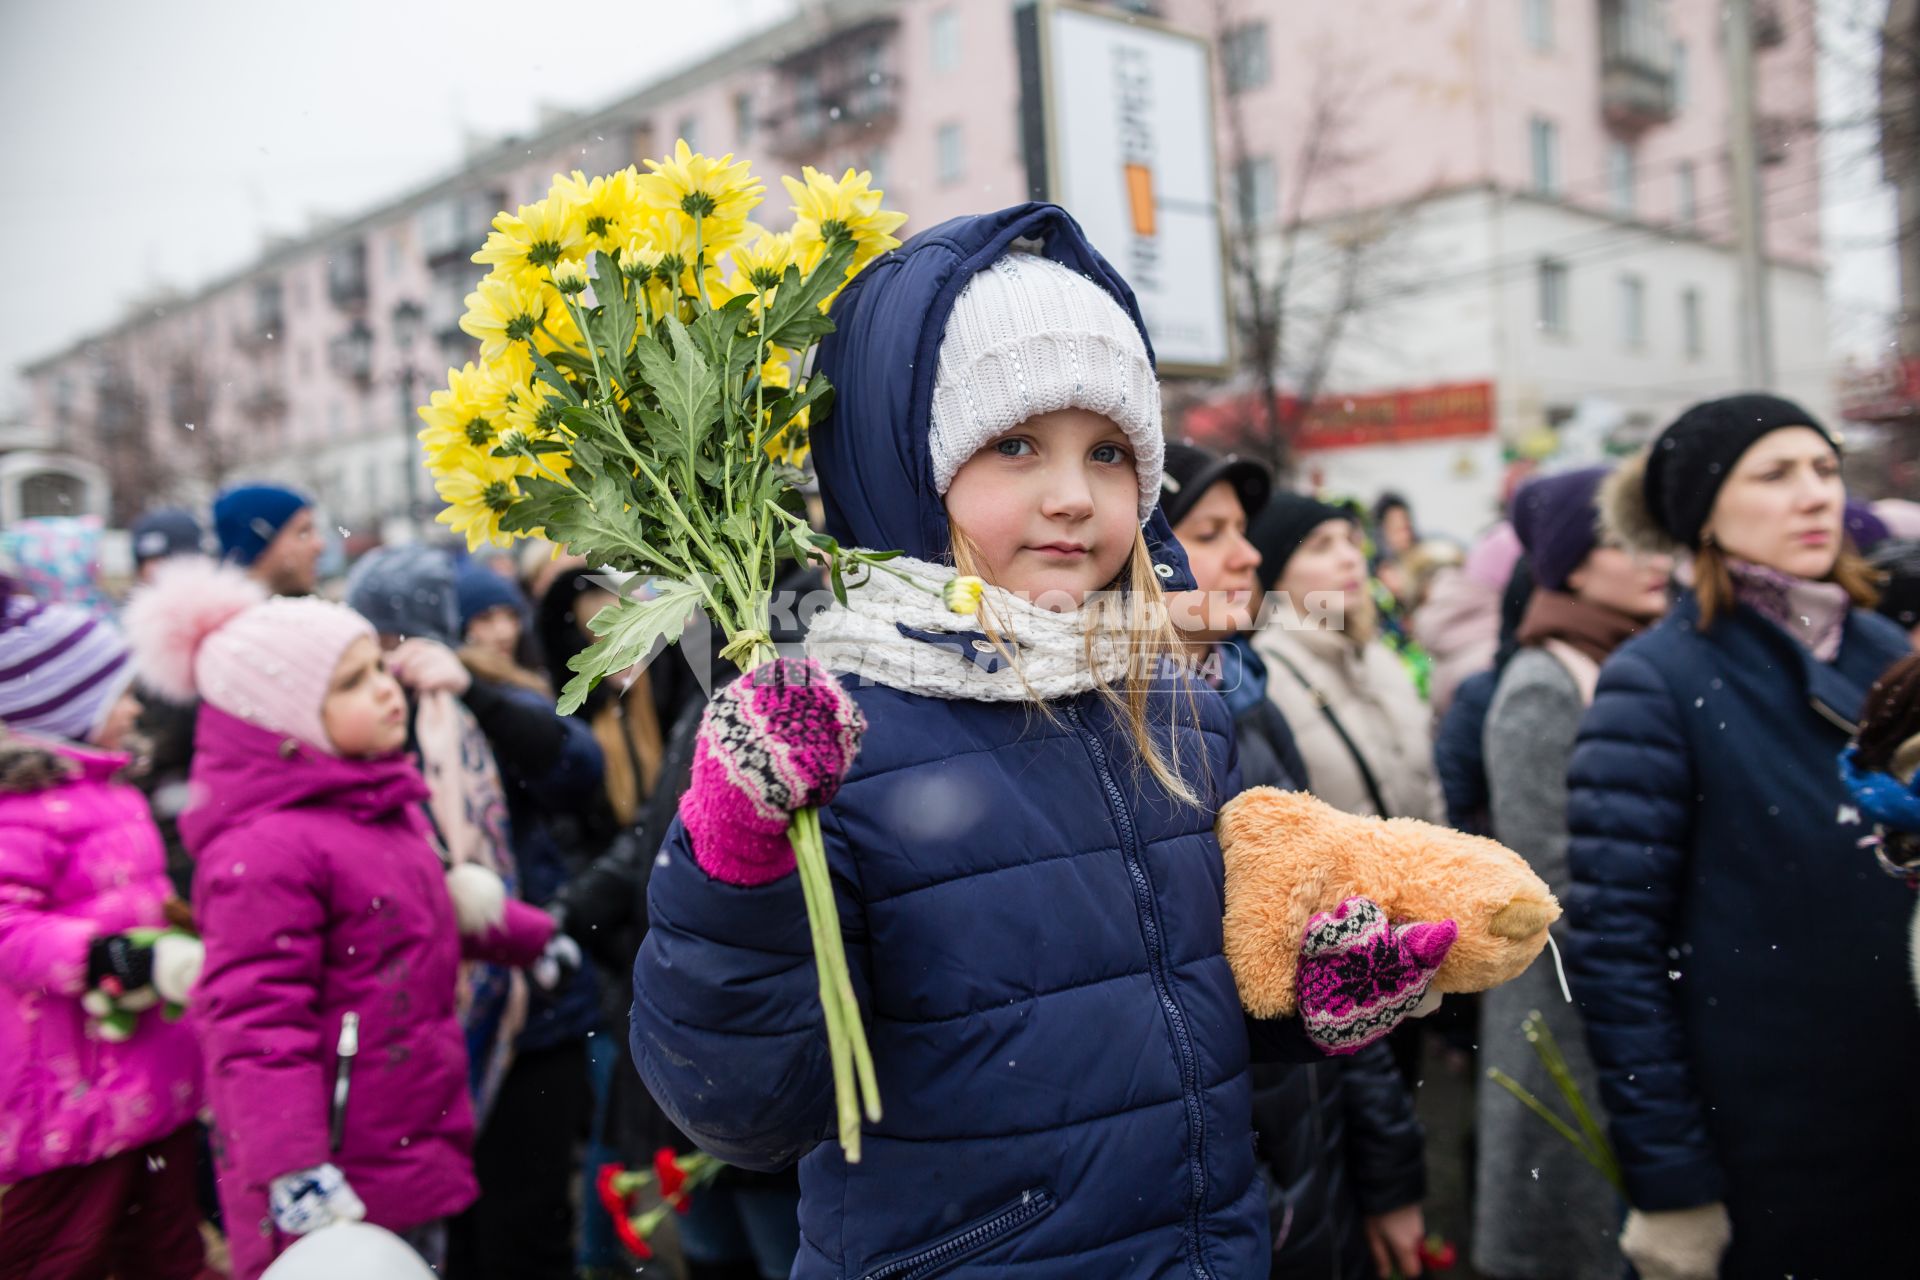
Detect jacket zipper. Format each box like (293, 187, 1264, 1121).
(1062, 701, 1212, 1280)
(862, 1188, 1056, 1280)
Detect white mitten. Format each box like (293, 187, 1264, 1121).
(1620, 1204, 1731, 1280)
(152, 934, 205, 1005)
(268, 1163, 367, 1236)
(531, 931, 582, 992)
(444, 863, 506, 935)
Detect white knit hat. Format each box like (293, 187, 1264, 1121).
(929, 252, 1163, 521)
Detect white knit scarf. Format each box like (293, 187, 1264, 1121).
(804, 555, 1128, 701)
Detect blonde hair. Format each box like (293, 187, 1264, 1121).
(1693, 539, 1882, 630)
(948, 524, 1202, 806)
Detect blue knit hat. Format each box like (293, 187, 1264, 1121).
(213, 485, 309, 567)
(455, 561, 525, 637)
(130, 508, 207, 566)
(1510, 467, 1610, 593)
(345, 544, 458, 644)
(0, 591, 135, 743)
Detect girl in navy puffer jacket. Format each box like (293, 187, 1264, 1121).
(631, 206, 1457, 1279)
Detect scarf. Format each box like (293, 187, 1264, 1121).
(1516, 590, 1644, 666)
(413, 688, 527, 1128)
(1728, 560, 1850, 662)
(804, 556, 1127, 701)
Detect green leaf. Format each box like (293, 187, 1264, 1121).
(593, 254, 637, 368)
(540, 470, 653, 569)
(632, 320, 720, 480)
(557, 578, 705, 715)
(527, 348, 584, 406)
(759, 240, 856, 352)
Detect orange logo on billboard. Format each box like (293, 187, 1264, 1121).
(1125, 164, 1157, 237)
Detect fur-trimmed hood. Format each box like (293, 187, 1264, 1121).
(1598, 450, 1684, 557)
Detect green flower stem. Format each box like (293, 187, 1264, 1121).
(793, 804, 881, 1123)
(1487, 1068, 1594, 1162)
(693, 213, 713, 311)
(1526, 1013, 1619, 1189)
(790, 804, 860, 1162)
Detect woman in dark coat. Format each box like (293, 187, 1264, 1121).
(1564, 395, 1920, 1279)
(1162, 443, 1428, 1280)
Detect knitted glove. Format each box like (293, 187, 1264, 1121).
(268, 1163, 367, 1236)
(531, 931, 582, 992)
(679, 657, 865, 886)
(1620, 1204, 1732, 1280)
(1297, 896, 1457, 1054)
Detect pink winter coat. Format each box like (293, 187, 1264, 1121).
(0, 736, 202, 1182)
(181, 706, 552, 1280)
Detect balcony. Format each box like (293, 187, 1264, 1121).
(328, 240, 369, 308)
(329, 322, 374, 385)
(238, 279, 283, 350)
(762, 19, 901, 159)
(419, 189, 506, 268)
(1599, 0, 1676, 131)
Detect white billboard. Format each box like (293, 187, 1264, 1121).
(1033, 1, 1232, 375)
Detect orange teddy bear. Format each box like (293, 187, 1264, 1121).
(1218, 788, 1561, 1031)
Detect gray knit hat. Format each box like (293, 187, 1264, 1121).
(928, 252, 1163, 521)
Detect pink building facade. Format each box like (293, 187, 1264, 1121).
(22, 0, 1827, 540)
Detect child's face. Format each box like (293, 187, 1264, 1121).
(321, 635, 408, 757)
(91, 689, 143, 753)
(943, 408, 1139, 608)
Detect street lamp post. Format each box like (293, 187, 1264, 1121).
(391, 299, 425, 539)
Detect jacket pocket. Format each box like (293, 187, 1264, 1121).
(861, 1187, 1056, 1280)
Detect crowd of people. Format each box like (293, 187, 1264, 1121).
(3, 201, 1920, 1280)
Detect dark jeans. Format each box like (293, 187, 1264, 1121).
(447, 1039, 591, 1280)
(0, 1122, 210, 1280)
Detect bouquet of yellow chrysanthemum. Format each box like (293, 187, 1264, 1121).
(418, 142, 913, 1160)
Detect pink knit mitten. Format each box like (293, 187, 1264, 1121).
(679, 657, 866, 886)
(1298, 896, 1457, 1055)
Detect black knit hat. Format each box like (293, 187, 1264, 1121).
(1160, 443, 1273, 529)
(1248, 492, 1353, 591)
(1628, 393, 1840, 551)
(1872, 539, 1920, 632)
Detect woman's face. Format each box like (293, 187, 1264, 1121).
(1169, 481, 1262, 641)
(1703, 426, 1845, 579)
(1278, 518, 1371, 632)
(1569, 546, 1673, 621)
(465, 604, 521, 658)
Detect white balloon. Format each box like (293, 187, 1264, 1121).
(261, 1222, 436, 1280)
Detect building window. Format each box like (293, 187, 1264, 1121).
(675, 114, 698, 151)
(937, 122, 965, 186)
(1233, 155, 1278, 227)
(1537, 257, 1569, 334)
(1681, 286, 1703, 358)
(1529, 116, 1560, 196)
(386, 237, 403, 279)
(1608, 140, 1636, 216)
(1619, 273, 1646, 348)
(860, 146, 889, 189)
(734, 91, 755, 144)
(1222, 22, 1270, 93)
(796, 69, 822, 141)
(1523, 0, 1554, 52)
(1676, 160, 1697, 227)
(931, 6, 960, 73)
(1672, 40, 1688, 110)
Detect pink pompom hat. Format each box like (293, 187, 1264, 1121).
(125, 558, 373, 755)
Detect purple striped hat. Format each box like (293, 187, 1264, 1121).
(0, 591, 134, 743)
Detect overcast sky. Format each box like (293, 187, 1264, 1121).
(0, 0, 797, 412)
(0, 0, 1905, 416)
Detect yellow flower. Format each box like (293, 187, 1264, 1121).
(430, 448, 532, 551)
(549, 167, 646, 255)
(783, 166, 907, 275)
(502, 391, 576, 477)
(763, 417, 810, 468)
(641, 140, 764, 229)
(551, 258, 590, 295)
(472, 198, 586, 286)
(942, 576, 986, 616)
(725, 228, 796, 300)
(460, 273, 552, 363)
(417, 362, 505, 461)
(478, 344, 537, 411)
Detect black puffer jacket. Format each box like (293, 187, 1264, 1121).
(1232, 661, 1427, 1279)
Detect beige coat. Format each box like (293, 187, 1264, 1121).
(1251, 624, 1443, 822)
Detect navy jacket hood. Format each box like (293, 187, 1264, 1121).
(810, 202, 1196, 591)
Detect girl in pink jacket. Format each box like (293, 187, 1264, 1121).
(0, 586, 209, 1279)
(127, 560, 562, 1279)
